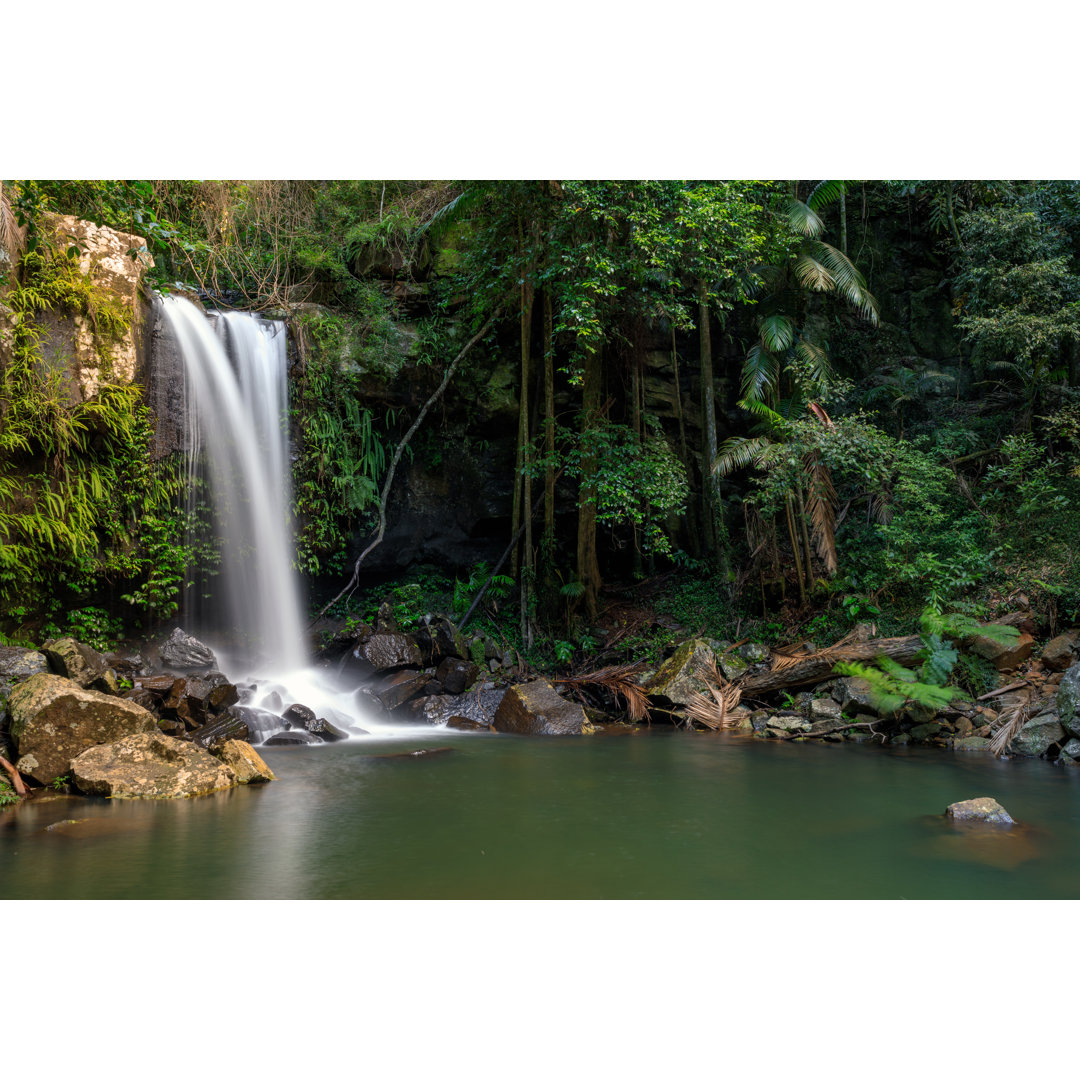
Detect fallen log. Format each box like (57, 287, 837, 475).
(0, 753, 30, 798)
(740, 635, 923, 695)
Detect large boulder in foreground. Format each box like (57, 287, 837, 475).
(8, 674, 157, 784)
(492, 678, 587, 735)
(72, 732, 237, 798)
(945, 797, 1015, 824)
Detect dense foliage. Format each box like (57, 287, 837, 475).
(3, 178, 1080, 658)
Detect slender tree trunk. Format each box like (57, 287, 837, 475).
(796, 484, 815, 594)
(839, 188, 848, 255)
(785, 495, 806, 605)
(946, 181, 962, 249)
(543, 289, 556, 562)
(511, 271, 534, 578)
(576, 343, 603, 619)
(630, 343, 644, 577)
(520, 280, 535, 646)
(698, 280, 721, 562)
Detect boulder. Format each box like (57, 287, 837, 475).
(1058, 662, 1080, 738)
(159, 628, 217, 671)
(809, 697, 842, 721)
(281, 703, 316, 727)
(72, 732, 237, 799)
(1061, 737, 1080, 760)
(373, 670, 432, 711)
(436, 656, 480, 695)
(8, 673, 157, 784)
(970, 630, 1035, 672)
(0, 647, 49, 727)
(766, 715, 811, 734)
(41, 637, 111, 689)
(400, 689, 505, 727)
(492, 678, 588, 735)
(1041, 632, 1078, 673)
(643, 639, 715, 708)
(717, 652, 750, 681)
(304, 717, 350, 742)
(264, 730, 322, 745)
(446, 715, 489, 731)
(414, 618, 468, 666)
(212, 740, 276, 784)
(353, 633, 422, 672)
(1010, 710, 1067, 757)
(952, 736, 992, 751)
(737, 642, 771, 664)
(189, 710, 251, 750)
(945, 797, 1014, 824)
(836, 676, 880, 716)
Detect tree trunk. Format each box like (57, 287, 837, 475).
(519, 279, 535, 645)
(840, 188, 848, 255)
(576, 343, 603, 619)
(543, 288, 555, 562)
(698, 280, 719, 556)
(511, 273, 534, 578)
(741, 636, 924, 694)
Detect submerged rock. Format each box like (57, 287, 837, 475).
(945, 797, 1015, 824)
(264, 730, 322, 745)
(492, 678, 588, 735)
(952, 736, 992, 752)
(72, 732, 236, 799)
(8, 674, 157, 784)
(159, 628, 217, 671)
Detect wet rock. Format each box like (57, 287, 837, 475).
(909, 722, 942, 742)
(1010, 710, 1067, 757)
(355, 633, 422, 672)
(414, 618, 468, 665)
(375, 601, 398, 633)
(890, 733, 911, 745)
(434, 656, 478, 694)
(264, 730, 323, 745)
(766, 715, 811, 734)
(373, 670, 431, 712)
(643, 639, 715, 709)
(446, 715, 489, 731)
(1041, 632, 1078, 673)
(230, 705, 282, 743)
(72, 732, 236, 799)
(945, 797, 1014, 824)
(8, 673, 158, 784)
(836, 677, 880, 717)
(0, 647, 49, 731)
(123, 687, 158, 712)
(952, 736, 992, 752)
(136, 675, 183, 696)
(1058, 662, 1080, 737)
(159, 628, 217, 671)
(157, 718, 186, 737)
(970, 630, 1035, 672)
(809, 697, 842, 721)
(207, 682, 239, 712)
(353, 687, 388, 720)
(370, 747, 455, 760)
(400, 690, 505, 727)
(281, 703, 316, 727)
(750, 711, 772, 733)
(1061, 737, 1080, 760)
(264, 690, 284, 712)
(807, 717, 851, 737)
(212, 739, 276, 784)
(190, 710, 251, 750)
(41, 637, 111, 690)
(304, 717, 350, 742)
(493, 678, 588, 736)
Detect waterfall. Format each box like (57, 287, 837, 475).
(163, 295, 306, 672)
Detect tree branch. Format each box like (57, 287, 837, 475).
(310, 301, 508, 627)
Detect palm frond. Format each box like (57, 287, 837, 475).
(684, 655, 743, 730)
(555, 663, 651, 723)
(807, 181, 848, 212)
(714, 435, 773, 476)
(794, 252, 835, 292)
(793, 339, 834, 389)
(741, 343, 780, 402)
(805, 456, 838, 575)
(811, 242, 879, 324)
(785, 199, 824, 238)
(759, 314, 795, 353)
(738, 397, 789, 430)
(989, 701, 1033, 758)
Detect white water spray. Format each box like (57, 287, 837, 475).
(162, 296, 415, 740)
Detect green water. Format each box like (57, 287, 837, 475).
(3, 730, 1080, 898)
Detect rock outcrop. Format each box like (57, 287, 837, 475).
(212, 740, 276, 784)
(945, 797, 1015, 824)
(71, 732, 237, 798)
(7, 674, 157, 784)
(158, 628, 217, 671)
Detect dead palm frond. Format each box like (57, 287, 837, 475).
(989, 701, 1033, 758)
(684, 655, 743, 730)
(555, 663, 651, 723)
(0, 180, 26, 264)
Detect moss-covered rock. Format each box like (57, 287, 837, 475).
(643, 639, 714, 708)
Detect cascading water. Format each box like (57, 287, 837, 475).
(160, 295, 409, 742)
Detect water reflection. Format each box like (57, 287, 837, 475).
(3, 734, 1080, 899)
